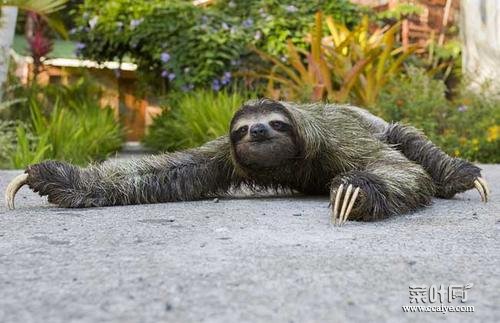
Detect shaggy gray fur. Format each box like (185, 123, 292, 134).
(22, 99, 484, 221)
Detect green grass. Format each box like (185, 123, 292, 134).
(10, 99, 123, 169)
(143, 90, 253, 152)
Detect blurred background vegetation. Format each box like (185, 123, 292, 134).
(0, 0, 498, 169)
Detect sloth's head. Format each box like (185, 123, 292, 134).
(230, 99, 300, 169)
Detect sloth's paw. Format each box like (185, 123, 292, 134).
(5, 160, 82, 209)
(437, 159, 490, 202)
(26, 160, 81, 207)
(331, 183, 361, 226)
(329, 171, 392, 223)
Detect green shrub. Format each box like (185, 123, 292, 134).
(0, 120, 17, 168)
(1, 77, 124, 169)
(214, 0, 363, 57)
(253, 13, 412, 106)
(74, 0, 248, 92)
(143, 90, 252, 152)
(10, 97, 123, 169)
(73, 0, 363, 92)
(374, 67, 500, 163)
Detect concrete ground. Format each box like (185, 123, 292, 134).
(0, 165, 498, 323)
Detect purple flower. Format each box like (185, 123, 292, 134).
(130, 18, 143, 29)
(285, 5, 298, 13)
(69, 28, 77, 35)
(161, 70, 168, 78)
(242, 18, 253, 28)
(168, 73, 176, 81)
(74, 42, 86, 56)
(160, 52, 171, 63)
(457, 105, 468, 112)
(221, 72, 231, 85)
(89, 16, 99, 29)
(212, 79, 221, 91)
(221, 22, 229, 30)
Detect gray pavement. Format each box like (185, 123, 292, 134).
(0, 165, 499, 323)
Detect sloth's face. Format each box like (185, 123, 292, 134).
(230, 111, 298, 168)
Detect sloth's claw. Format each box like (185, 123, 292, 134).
(332, 184, 360, 226)
(5, 173, 28, 210)
(474, 177, 490, 203)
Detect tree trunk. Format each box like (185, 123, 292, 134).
(460, 0, 500, 92)
(0, 6, 18, 100)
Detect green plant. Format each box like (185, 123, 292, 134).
(214, 0, 363, 57)
(374, 67, 500, 163)
(10, 97, 123, 168)
(143, 90, 251, 152)
(72, 0, 363, 93)
(376, 3, 423, 21)
(73, 0, 247, 92)
(254, 12, 413, 105)
(0, 120, 17, 168)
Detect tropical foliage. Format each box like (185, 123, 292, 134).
(253, 12, 413, 106)
(71, 0, 363, 93)
(143, 90, 252, 152)
(0, 77, 123, 169)
(375, 67, 500, 163)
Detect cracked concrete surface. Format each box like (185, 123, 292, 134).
(0, 165, 498, 323)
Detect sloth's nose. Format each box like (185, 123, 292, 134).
(250, 123, 268, 139)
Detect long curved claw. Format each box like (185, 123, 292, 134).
(342, 187, 360, 225)
(474, 177, 490, 203)
(5, 173, 28, 210)
(332, 183, 344, 224)
(331, 184, 361, 226)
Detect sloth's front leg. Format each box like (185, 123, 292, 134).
(330, 161, 435, 225)
(5, 137, 237, 209)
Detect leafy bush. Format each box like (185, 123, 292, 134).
(10, 99, 123, 169)
(0, 120, 17, 168)
(73, 0, 247, 92)
(214, 0, 363, 57)
(0, 78, 124, 169)
(73, 0, 363, 92)
(254, 13, 412, 105)
(374, 67, 499, 163)
(143, 90, 252, 152)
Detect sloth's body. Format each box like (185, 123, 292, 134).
(5, 99, 489, 223)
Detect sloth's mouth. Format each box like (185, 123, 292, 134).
(247, 137, 276, 143)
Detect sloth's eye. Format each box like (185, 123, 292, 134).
(269, 120, 287, 131)
(238, 126, 248, 134)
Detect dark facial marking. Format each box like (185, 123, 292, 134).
(269, 120, 291, 132)
(231, 125, 249, 143)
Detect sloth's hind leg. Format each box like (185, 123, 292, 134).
(381, 123, 490, 201)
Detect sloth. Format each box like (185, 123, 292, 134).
(5, 98, 490, 225)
